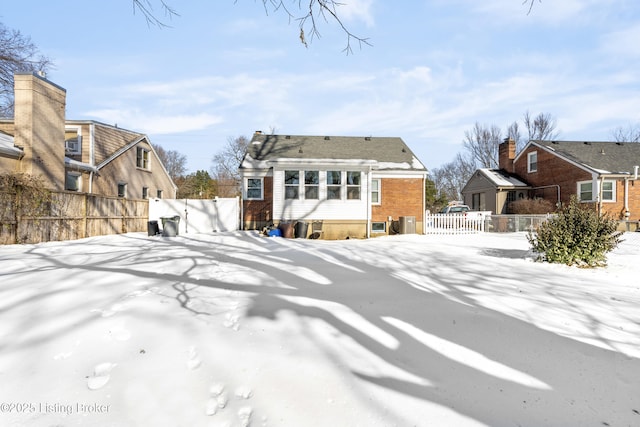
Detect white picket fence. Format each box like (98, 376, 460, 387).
(424, 213, 488, 235)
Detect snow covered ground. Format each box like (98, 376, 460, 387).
(0, 230, 639, 427)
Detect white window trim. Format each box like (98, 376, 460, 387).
(136, 147, 150, 170)
(118, 182, 127, 198)
(346, 171, 362, 201)
(371, 221, 386, 233)
(371, 178, 381, 205)
(245, 177, 264, 200)
(65, 126, 82, 155)
(527, 151, 538, 173)
(304, 170, 320, 200)
(577, 179, 616, 203)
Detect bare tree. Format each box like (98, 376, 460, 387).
(431, 153, 476, 202)
(611, 124, 640, 143)
(463, 122, 503, 169)
(211, 135, 250, 197)
(505, 120, 524, 151)
(132, 1, 542, 53)
(132, 0, 179, 27)
(0, 22, 52, 117)
(152, 144, 187, 181)
(524, 0, 541, 15)
(523, 111, 558, 142)
(132, 0, 371, 54)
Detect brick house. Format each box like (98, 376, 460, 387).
(0, 72, 176, 199)
(463, 138, 640, 221)
(239, 132, 428, 239)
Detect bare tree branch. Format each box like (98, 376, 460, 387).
(611, 124, 640, 143)
(0, 22, 52, 117)
(132, 0, 179, 28)
(523, 0, 541, 15)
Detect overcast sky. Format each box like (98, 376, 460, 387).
(3, 1, 640, 174)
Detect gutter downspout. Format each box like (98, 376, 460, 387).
(597, 175, 604, 216)
(423, 173, 427, 235)
(366, 166, 371, 239)
(88, 123, 95, 194)
(623, 166, 638, 219)
(530, 184, 561, 208)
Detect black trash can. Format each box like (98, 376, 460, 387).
(294, 221, 308, 238)
(161, 216, 180, 237)
(147, 220, 160, 236)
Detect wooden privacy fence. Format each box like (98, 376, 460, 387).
(0, 191, 148, 245)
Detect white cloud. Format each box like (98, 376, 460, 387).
(86, 109, 223, 134)
(338, 0, 375, 27)
(600, 24, 640, 58)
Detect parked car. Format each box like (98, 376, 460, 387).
(437, 204, 490, 224)
(439, 205, 470, 214)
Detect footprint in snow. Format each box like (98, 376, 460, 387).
(238, 406, 253, 427)
(223, 313, 240, 331)
(108, 322, 131, 341)
(186, 346, 202, 370)
(235, 386, 253, 400)
(87, 362, 117, 390)
(205, 382, 229, 416)
(53, 351, 73, 360)
(90, 303, 125, 318)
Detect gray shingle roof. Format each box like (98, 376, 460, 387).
(533, 140, 640, 174)
(241, 134, 427, 171)
(479, 168, 529, 188)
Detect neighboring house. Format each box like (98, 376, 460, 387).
(0, 72, 176, 199)
(239, 132, 429, 239)
(463, 138, 640, 220)
(461, 168, 529, 214)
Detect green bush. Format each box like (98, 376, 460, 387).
(527, 196, 622, 267)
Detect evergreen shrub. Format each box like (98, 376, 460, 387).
(527, 196, 622, 267)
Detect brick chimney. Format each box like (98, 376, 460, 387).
(498, 137, 516, 173)
(14, 72, 67, 190)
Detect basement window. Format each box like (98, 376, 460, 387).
(372, 222, 386, 233)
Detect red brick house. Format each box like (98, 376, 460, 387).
(239, 133, 428, 239)
(464, 138, 640, 221)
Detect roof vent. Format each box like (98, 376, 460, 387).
(364, 136, 371, 141)
(551, 141, 558, 144)
(255, 130, 263, 134)
(616, 142, 623, 146)
(298, 148, 303, 153)
(583, 141, 591, 145)
(285, 135, 291, 139)
(402, 148, 407, 152)
(324, 136, 330, 140)
(601, 149, 606, 155)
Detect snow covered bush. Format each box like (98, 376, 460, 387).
(527, 196, 621, 267)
